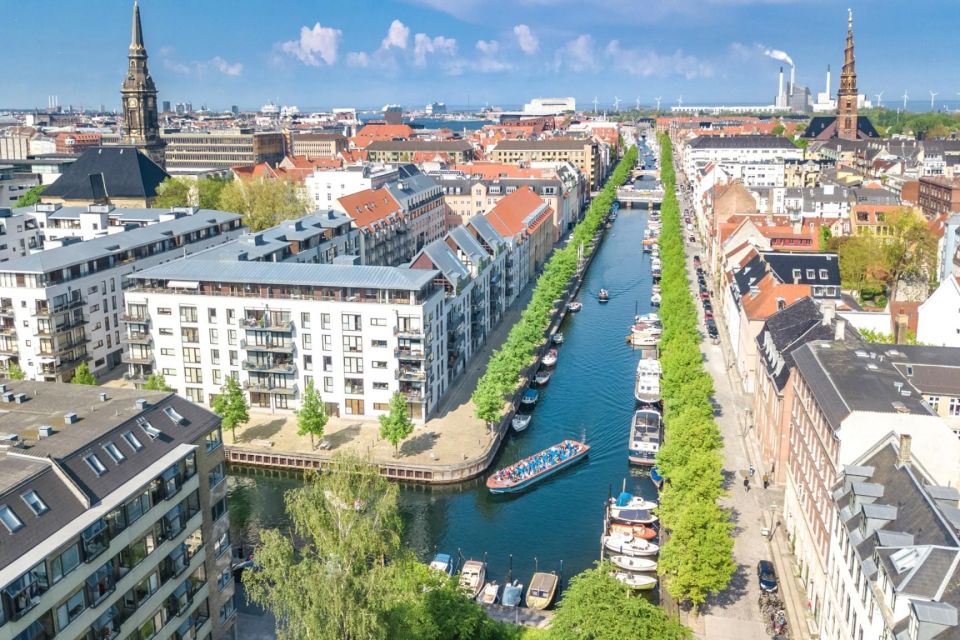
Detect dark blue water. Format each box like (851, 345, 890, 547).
(228, 155, 658, 595)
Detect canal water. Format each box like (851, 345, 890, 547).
(228, 150, 660, 597)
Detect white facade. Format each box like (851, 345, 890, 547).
(522, 97, 576, 116)
(305, 165, 398, 210)
(717, 161, 786, 188)
(683, 139, 803, 183)
(0, 211, 42, 262)
(917, 277, 960, 347)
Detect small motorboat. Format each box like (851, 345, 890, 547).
(609, 555, 657, 572)
(511, 414, 532, 432)
(501, 580, 523, 607)
(552, 332, 564, 345)
(429, 553, 455, 576)
(459, 560, 486, 599)
(609, 522, 658, 540)
(598, 289, 609, 303)
(520, 389, 539, 407)
(636, 313, 660, 324)
(542, 348, 558, 367)
(566, 301, 582, 313)
(612, 571, 657, 591)
(650, 293, 661, 306)
(526, 572, 559, 610)
(610, 491, 658, 512)
(602, 534, 660, 557)
(642, 244, 653, 253)
(478, 581, 499, 605)
(534, 370, 552, 386)
(609, 507, 658, 525)
(651, 284, 661, 294)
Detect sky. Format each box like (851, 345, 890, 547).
(1, 0, 958, 112)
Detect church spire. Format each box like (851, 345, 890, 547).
(121, 1, 165, 166)
(130, 0, 145, 56)
(836, 8, 859, 140)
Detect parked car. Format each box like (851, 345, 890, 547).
(696, 267, 704, 276)
(699, 283, 708, 294)
(703, 299, 713, 312)
(706, 319, 719, 339)
(704, 310, 714, 321)
(700, 291, 710, 300)
(693, 255, 701, 266)
(758, 560, 778, 592)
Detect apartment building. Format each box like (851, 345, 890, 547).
(824, 433, 960, 640)
(483, 187, 555, 282)
(490, 139, 605, 189)
(161, 130, 285, 174)
(918, 176, 960, 220)
(682, 136, 803, 184)
(382, 165, 446, 256)
(21, 203, 212, 243)
(305, 164, 399, 211)
(784, 341, 960, 631)
(0, 209, 243, 381)
(0, 383, 235, 640)
(289, 132, 347, 159)
(365, 140, 476, 164)
(121, 260, 447, 423)
(0, 209, 42, 262)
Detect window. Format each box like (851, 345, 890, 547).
(161, 348, 175, 356)
(211, 497, 227, 522)
(819, 269, 829, 280)
(372, 361, 387, 369)
(157, 307, 172, 315)
(806, 269, 816, 279)
(213, 370, 222, 385)
(185, 367, 203, 384)
(181, 327, 199, 343)
(322, 334, 332, 351)
(343, 335, 362, 352)
(211, 348, 221, 365)
(185, 387, 203, 403)
(0, 505, 24, 532)
(344, 356, 363, 373)
(321, 313, 330, 330)
(304, 354, 313, 371)
(18, 490, 48, 518)
(103, 442, 125, 463)
(371, 339, 388, 348)
(792, 269, 801, 281)
(370, 317, 387, 326)
(229, 350, 238, 366)
(208, 462, 226, 488)
(324, 376, 334, 393)
(323, 355, 333, 372)
(303, 333, 312, 348)
(342, 313, 361, 331)
(217, 567, 232, 591)
(56, 588, 86, 630)
(122, 430, 143, 451)
(51, 543, 81, 582)
(159, 328, 173, 336)
(215, 530, 230, 557)
(228, 329, 237, 345)
(183, 347, 201, 363)
(85, 453, 108, 476)
(373, 402, 390, 411)
(206, 427, 223, 452)
(373, 382, 389, 390)
(179, 306, 198, 323)
(162, 368, 177, 376)
(301, 312, 311, 329)
(950, 397, 960, 417)
(345, 398, 364, 415)
(209, 328, 219, 345)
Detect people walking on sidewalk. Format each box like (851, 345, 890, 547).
(762, 473, 769, 490)
(743, 476, 750, 492)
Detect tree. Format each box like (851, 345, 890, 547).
(15, 185, 45, 208)
(218, 177, 307, 231)
(549, 565, 690, 640)
(771, 123, 785, 136)
(70, 362, 97, 385)
(818, 225, 832, 251)
(143, 372, 172, 391)
(197, 176, 229, 209)
(212, 376, 249, 443)
(4, 362, 25, 380)
(296, 378, 328, 449)
(379, 391, 415, 457)
(153, 177, 192, 208)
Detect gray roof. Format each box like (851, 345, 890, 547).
(131, 259, 440, 291)
(913, 600, 959, 626)
(688, 135, 797, 151)
(417, 239, 469, 287)
(367, 140, 473, 152)
(14, 204, 165, 223)
(467, 214, 505, 252)
(192, 211, 351, 262)
(385, 165, 441, 207)
(0, 209, 240, 275)
(447, 225, 489, 264)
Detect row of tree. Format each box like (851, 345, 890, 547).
(471, 147, 639, 424)
(654, 135, 736, 613)
(154, 175, 308, 231)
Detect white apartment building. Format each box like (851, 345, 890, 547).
(0, 209, 242, 381)
(22, 203, 202, 243)
(0, 383, 236, 640)
(122, 260, 448, 423)
(0, 209, 42, 262)
(683, 136, 803, 181)
(917, 277, 960, 347)
(716, 161, 786, 188)
(305, 164, 399, 211)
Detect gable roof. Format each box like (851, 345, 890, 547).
(483, 186, 551, 237)
(43, 146, 169, 201)
(337, 188, 403, 232)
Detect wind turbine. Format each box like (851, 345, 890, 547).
(874, 91, 884, 108)
(676, 95, 683, 109)
(613, 96, 622, 113)
(655, 97, 662, 113)
(635, 97, 640, 112)
(592, 96, 599, 114)
(902, 90, 909, 110)
(930, 90, 939, 111)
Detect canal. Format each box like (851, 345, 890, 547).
(228, 148, 660, 598)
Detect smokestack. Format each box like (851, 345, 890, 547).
(789, 66, 796, 99)
(778, 67, 784, 107)
(825, 64, 831, 97)
(897, 433, 913, 467)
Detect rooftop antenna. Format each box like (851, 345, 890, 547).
(930, 90, 939, 111)
(902, 90, 909, 110)
(655, 97, 662, 113)
(613, 97, 622, 113)
(592, 96, 599, 114)
(874, 91, 884, 109)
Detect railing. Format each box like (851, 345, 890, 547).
(393, 325, 423, 338)
(120, 312, 150, 323)
(120, 332, 152, 344)
(402, 390, 425, 401)
(130, 286, 424, 306)
(241, 360, 296, 374)
(123, 372, 150, 383)
(240, 339, 295, 353)
(0, 305, 14, 317)
(0, 324, 16, 336)
(243, 382, 298, 395)
(394, 348, 426, 360)
(0, 343, 17, 355)
(121, 351, 154, 365)
(239, 318, 293, 332)
(395, 368, 426, 381)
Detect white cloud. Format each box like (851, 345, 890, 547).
(413, 33, 457, 66)
(210, 56, 243, 77)
(605, 40, 713, 79)
(346, 51, 371, 67)
(476, 39, 499, 56)
(279, 22, 342, 66)
(474, 40, 513, 72)
(160, 49, 243, 77)
(381, 19, 410, 50)
(512, 24, 539, 54)
(554, 34, 597, 72)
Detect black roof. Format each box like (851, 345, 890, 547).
(688, 135, 797, 150)
(761, 252, 841, 297)
(43, 146, 169, 201)
(803, 115, 880, 140)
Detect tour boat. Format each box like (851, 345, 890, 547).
(552, 332, 564, 345)
(501, 580, 523, 607)
(609, 522, 658, 540)
(459, 560, 486, 599)
(486, 440, 590, 494)
(542, 348, 558, 367)
(650, 293, 661, 306)
(478, 581, 500, 605)
(534, 370, 552, 386)
(511, 414, 532, 432)
(611, 491, 658, 512)
(602, 534, 660, 557)
(526, 572, 559, 610)
(598, 289, 609, 303)
(520, 389, 539, 407)
(566, 301, 582, 313)
(609, 555, 658, 573)
(628, 409, 662, 467)
(612, 571, 658, 591)
(429, 552, 455, 576)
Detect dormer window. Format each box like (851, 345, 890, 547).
(21, 490, 48, 515)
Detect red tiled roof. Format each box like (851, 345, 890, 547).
(741, 273, 811, 321)
(483, 186, 551, 237)
(337, 188, 403, 232)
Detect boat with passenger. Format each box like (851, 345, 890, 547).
(534, 370, 552, 386)
(598, 289, 609, 303)
(628, 409, 662, 466)
(609, 521, 657, 540)
(566, 301, 582, 313)
(486, 440, 590, 494)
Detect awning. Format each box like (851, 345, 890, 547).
(166, 280, 199, 289)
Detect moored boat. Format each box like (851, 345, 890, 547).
(609, 555, 658, 572)
(542, 348, 558, 367)
(612, 571, 658, 591)
(602, 534, 660, 557)
(478, 581, 499, 604)
(459, 560, 486, 599)
(501, 580, 523, 607)
(511, 414, 531, 432)
(552, 332, 564, 345)
(486, 440, 590, 494)
(609, 522, 658, 540)
(520, 389, 539, 407)
(634, 375, 660, 404)
(429, 553, 455, 576)
(598, 289, 609, 303)
(526, 572, 559, 610)
(628, 408, 662, 466)
(609, 507, 658, 525)
(534, 370, 552, 386)
(566, 301, 582, 312)
(650, 293, 661, 306)
(611, 491, 658, 511)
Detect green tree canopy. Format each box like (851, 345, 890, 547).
(198, 176, 229, 209)
(218, 177, 308, 231)
(15, 184, 46, 208)
(212, 376, 249, 442)
(143, 372, 172, 391)
(153, 177, 192, 208)
(296, 378, 328, 449)
(70, 362, 97, 385)
(4, 362, 26, 380)
(379, 391, 415, 457)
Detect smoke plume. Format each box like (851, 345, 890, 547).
(763, 48, 794, 67)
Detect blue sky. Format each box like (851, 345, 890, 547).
(2, 0, 957, 111)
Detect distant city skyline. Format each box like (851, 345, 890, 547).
(2, 0, 959, 111)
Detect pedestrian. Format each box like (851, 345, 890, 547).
(762, 473, 770, 490)
(749, 465, 755, 478)
(743, 476, 750, 492)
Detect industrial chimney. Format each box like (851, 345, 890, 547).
(778, 67, 784, 107)
(825, 64, 831, 97)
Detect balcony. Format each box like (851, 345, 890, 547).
(394, 347, 426, 360)
(395, 367, 426, 382)
(121, 351, 154, 365)
(243, 382, 298, 395)
(401, 389, 425, 402)
(0, 324, 16, 337)
(121, 332, 153, 345)
(0, 343, 17, 356)
(34, 297, 84, 317)
(123, 372, 150, 384)
(447, 311, 464, 329)
(121, 312, 150, 324)
(239, 317, 293, 333)
(0, 305, 14, 318)
(57, 336, 87, 351)
(242, 360, 296, 374)
(38, 316, 85, 336)
(393, 325, 424, 338)
(240, 339, 294, 354)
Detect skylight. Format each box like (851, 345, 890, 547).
(20, 490, 48, 515)
(163, 406, 186, 425)
(84, 453, 107, 476)
(122, 430, 143, 452)
(103, 441, 126, 463)
(138, 418, 162, 440)
(0, 505, 24, 532)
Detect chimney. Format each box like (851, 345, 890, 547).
(825, 64, 831, 97)
(789, 66, 796, 98)
(897, 433, 913, 467)
(135, 399, 148, 411)
(778, 67, 784, 107)
(821, 304, 836, 326)
(63, 412, 78, 425)
(834, 318, 845, 341)
(894, 311, 909, 344)
(99, 392, 108, 402)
